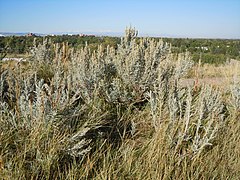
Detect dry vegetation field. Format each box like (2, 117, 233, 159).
(0, 28, 240, 179)
(181, 60, 240, 89)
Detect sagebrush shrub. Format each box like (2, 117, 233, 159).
(0, 27, 239, 179)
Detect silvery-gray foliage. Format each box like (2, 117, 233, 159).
(231, 79, 240, 111)
(30, 38, 53, 63)
(148, 84, 226, 156)
(1, 27, 236, 161)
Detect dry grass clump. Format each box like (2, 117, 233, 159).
(185, 55, 240, 78)
(197, 60, 240, 78)
(0, 28, 240, 179)
(181, 58, 240, 89)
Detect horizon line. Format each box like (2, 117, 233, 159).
(0, 31, 240, 40)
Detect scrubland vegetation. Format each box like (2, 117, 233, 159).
(1, 31, 240, 64)
(0, 28, 240, 179)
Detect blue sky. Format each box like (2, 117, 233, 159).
(0, 0, 240, 38)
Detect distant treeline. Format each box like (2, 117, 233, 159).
(0, 35, 120, 54)
(0, 35, 239, 64)
(164, 38, 240, 64)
